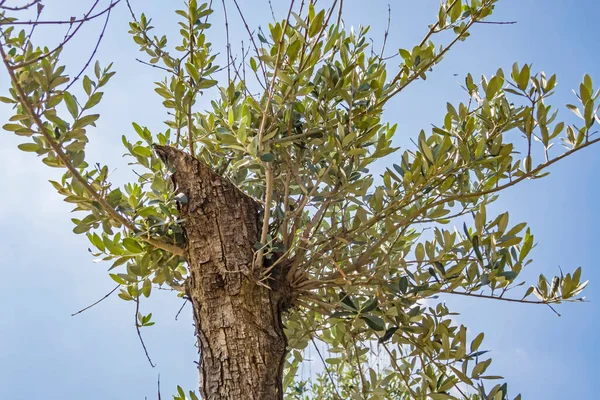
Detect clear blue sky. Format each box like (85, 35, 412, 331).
(0, 1, 598, 399)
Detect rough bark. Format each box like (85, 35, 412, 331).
(155, 145, 290, 400)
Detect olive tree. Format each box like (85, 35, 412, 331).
(0, 0, 596, 399)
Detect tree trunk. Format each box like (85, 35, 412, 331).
(155, 146, 290, 400)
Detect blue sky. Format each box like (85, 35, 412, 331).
(0, 0, 598, 399)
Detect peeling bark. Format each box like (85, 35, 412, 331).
(154, 145, 290, 400)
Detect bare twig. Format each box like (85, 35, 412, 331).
(1, 0, 118, 25)
(311, 337, 342, 399)
(135, 58, 172, 72)
(231, 0, 267, 86)
(336, 0, 343, 27)
(7, 0, 112, 70)
(71, 284, 120, 316)
(0, 0, 40, 11)
(175, 298, 188, 320)
(64, 0, 114, 92)
(268, 0, 276, 21)
(135, 295, 156, 367)
(220, 0, 232, 83)
(475, 20, 517, 25)
(241, 40, 246, 82)
(157, 374, 162, 400)
(23, 1, 43, 47)
(351, 334, 368, 396)
(379, 4, 391, 60)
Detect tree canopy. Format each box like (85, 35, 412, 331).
(0, 1, 597, 399)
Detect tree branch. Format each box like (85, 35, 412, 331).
(0, 0, 40, 12)
(0, 44, 185, 257)
(439, 289, 562, 316)
(71, 284, 120, 316)
(63, 0, 113, 92)
(1, 0, 119, 25)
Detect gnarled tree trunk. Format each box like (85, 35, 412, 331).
(155, 146, 290, 400)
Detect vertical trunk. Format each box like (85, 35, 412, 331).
(155, 146, 290, 400)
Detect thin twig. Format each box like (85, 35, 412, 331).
(231, 0, 268, 85)
(157, 374, 162, 400)
(23, 1, 43, 47)
(475, 20, 517, 25)
(175, 298, 188, 320)
(135, 58, 172, 72)
(8, 0, 110, 69)
(336, 0, 343, 27)
(71, 284, 120, 316)
(0, 0, 40, 11)
(268, 0, 276, 21)
(311, 337, 342, 399)
(439, 288, 564, 317)
(64, 0, 114, 92)
(220, 0, 232, 83)
(351, 334, 368, 396)
(2, 0, 118, 25)
(135, 295, 156, 367)
(379, 4, 391, 60)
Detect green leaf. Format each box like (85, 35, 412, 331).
(308, 10, 325, 37)
(142, 278, 152, 298)
(197, 79, 218, 89)
(3, 123, 24, 132)
(361, 298, 378, 313)
(486, 76, 502, 100)
(63, 92, 79, 118)
(17, 143, 40, 152)
(449, 0, 462, 22)
(132, 145, 153, 158)
(471, 332, 484, 352)
(398, 276, 409, 293)
(73, 223, 90, 234)
(110, 274, 126, 285)
(339, 291, 357, 311)
(518, 64, 530, 90)
(250, 57, 258, 72)
(83, 75, 93, 95)
(498, 271, 517, 281)
(415, 243, 425, 262)
(109, 256, 130, 271)
(260, 153, 274, 162)
(471, 359, 491, 378)
(378, 326, 398, 344)
(360, 315, 385, 331)
(430, 394, 453, 400)
(72, 114, 99, 130)
(123, 238, 144, 253)
(84, 92, 103, 110)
